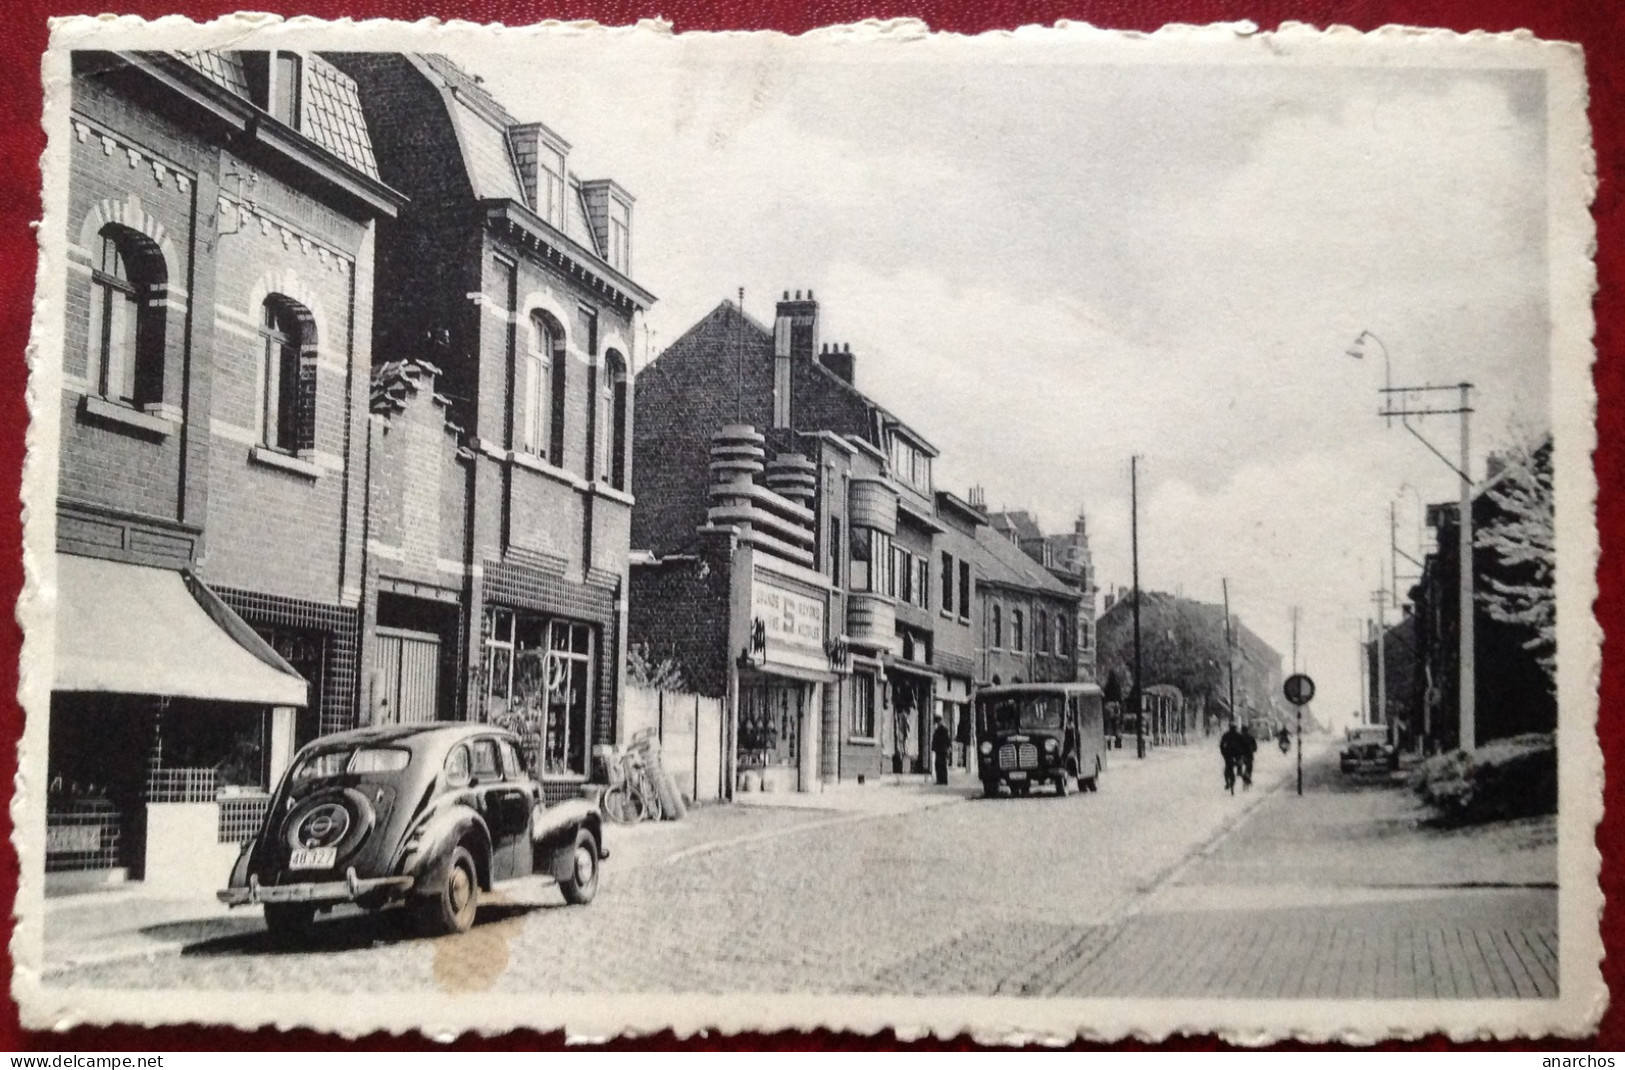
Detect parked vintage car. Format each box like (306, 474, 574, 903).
(219, 723, 606, 940)
(1339, 725, 1399, 774)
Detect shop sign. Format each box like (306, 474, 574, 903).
(46, 824, 102, 853)
(751, 578, 827, 674)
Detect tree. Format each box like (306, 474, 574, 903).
(1475, 435, 1555, 687)
(626, 641, 687, 692)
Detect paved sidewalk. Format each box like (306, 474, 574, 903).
(1041, 745, 1558, 999)
(733, 770, 981, 814)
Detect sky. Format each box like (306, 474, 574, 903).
(453, 28, 1552, 729)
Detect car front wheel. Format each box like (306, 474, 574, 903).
(560, 828, 600, 906)
(415, 845, 480, 936)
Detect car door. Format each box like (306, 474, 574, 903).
(469, 737, 527, 881)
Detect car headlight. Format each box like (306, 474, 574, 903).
(1044, 738, 1059, 753)
(978, 741, 992, 755)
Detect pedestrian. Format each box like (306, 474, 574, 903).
(1219, 720, 1241, 791)
(1239, 723, 1257, 787)
(931, 714, 951, 786)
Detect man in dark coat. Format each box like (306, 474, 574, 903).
(931, 715, 952, 785)
(1239, 724, 1257, 787)
(1219, 721, 1242, 788)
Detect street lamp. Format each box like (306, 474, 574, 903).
(1350, 330, 1476, 753)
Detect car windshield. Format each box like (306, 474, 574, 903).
(291, 746, 410, 784)
(983, 695, 1065, 732)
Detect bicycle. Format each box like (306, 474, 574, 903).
(600, 740, 663, 825)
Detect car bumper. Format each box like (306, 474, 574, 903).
(217, 868, 414, 907)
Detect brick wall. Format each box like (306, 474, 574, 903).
(627, 536, 736, 699)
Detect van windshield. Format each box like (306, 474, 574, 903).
(983, 695, 1065, 732)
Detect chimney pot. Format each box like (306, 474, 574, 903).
(783, 291, 789, 300)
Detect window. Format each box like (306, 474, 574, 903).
(1012, 608, 1026, 652)
(481, 607, 596, 777)
(609, 198, 630, 272)
(941, 552, 954, 615)
(598, 350, 627, 488)
(958, 561, 971, 619)
(894, 547, 913, 604)
(850, 527, 891, 594)
(470, 738, 501, 781)
(272, 52, 302, 128)
(887, 434, 932, 494)
(443, 745, 471, 787)
(916, 557, 929, 610)
(482, 608, 516, 720)
(1038, 610, 1050, 653)
(1056, 616, 1068, 656)
(828, 517, 842, 585)
(499, 739, 526, 780)
(87, 226, 163, 406)
(257, 296, 315, 452)
(992, 604, 1003, 649)
(852, 674, 876, 738)
(522, 312, 565, 461)
(540, 145, 566, 228)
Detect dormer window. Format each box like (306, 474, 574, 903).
(540, 145, 565, 228)
(888, 434, 932, 495)
(608, 197, 630, 272)
(243, 52, 303, 130)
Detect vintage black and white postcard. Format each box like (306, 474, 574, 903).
(13, 14, 1601, 1042)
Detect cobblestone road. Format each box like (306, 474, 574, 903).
(42, 739, 1555, 999)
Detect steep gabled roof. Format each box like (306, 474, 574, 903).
(973, 524, 1077, 599)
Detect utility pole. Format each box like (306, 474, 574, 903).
(1292, 606, 1302, 796)
(1357, 624, 1368, 725)
(1222, 578, 1237, 730)
(1372, 578, 1387, 738)
(1131, 455, 1144, 759)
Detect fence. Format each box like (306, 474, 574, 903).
(622, 687, 726, 804)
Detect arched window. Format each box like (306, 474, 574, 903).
(1056, 615, 1068, 656)
(991, 604, 1002, 649)
(1012, 608, 1025, 652)
(598, 349, 628, 489)
(522, 312, 566, 461)
(1037, 610, 1049, 653)
(257, 295, 315, 451)
(88, 225, 165, 406)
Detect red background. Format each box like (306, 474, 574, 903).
(0, 0, 1617, 1051)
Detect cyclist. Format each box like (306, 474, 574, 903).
(1239, 724, 1257, 789)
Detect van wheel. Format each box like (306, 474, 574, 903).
(415, 846, 479, 936)
(1055, 774, 1071, 797)
(982, 780, 1000, 799)
(560, 828, 600, 906)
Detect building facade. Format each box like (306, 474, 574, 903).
(333, 54, 653, 798)
(987, 506, 1100, 681)
(969, 521, 1083, 689)
(630, 292, 966, 793)
(49, 50, 402, 892)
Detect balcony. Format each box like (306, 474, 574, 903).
(847, 591, 900, 655)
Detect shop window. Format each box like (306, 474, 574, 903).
(852, 674, 876, 738)
(482, 607, 595, 777)
(258, 295, 316, 453)
(87, 225, 165, 407)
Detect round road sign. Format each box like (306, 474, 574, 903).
(1283, 673, 1316, 706)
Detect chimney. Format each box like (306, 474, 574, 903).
(819, 341, 855, 385)
(579, 178, 635, 273)
(774, 290, 819, 363)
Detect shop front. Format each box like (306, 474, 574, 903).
(734, 563, 835, 794)
(478, 606, 601, 784)
(47, 554, 308, 895)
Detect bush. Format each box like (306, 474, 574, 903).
(1412, 732, 1556, 824)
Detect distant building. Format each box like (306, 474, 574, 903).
(986, 506, 1099, 680)
(333, 53, 654, 795)
(49, 50, 403, 892)
(969, 517, 1084, 689)
(1096, 590, 1286, 742)
(629, 292, 974, 792)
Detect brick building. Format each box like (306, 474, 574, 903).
(331, 54, 653, 798)
(48, 50, 403, 892)
(968, 518, 1084, 689)
(987, 506, 1100, 681)
(630, 292, 967, 792)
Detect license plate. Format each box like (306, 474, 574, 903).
(1007, 771, 1027, 782)
(289, 847, 336, 870)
